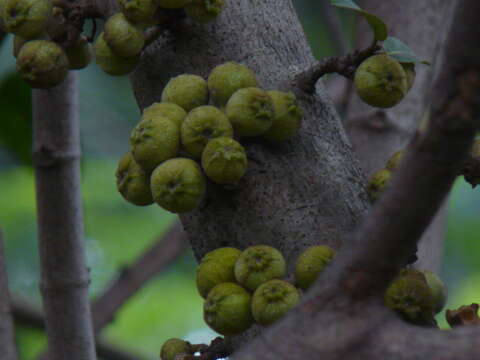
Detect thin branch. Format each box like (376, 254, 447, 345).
(178, 337, 231, 360)
(32, 73, 96, 359)
(11, 299, 144, 360)
(318, 0, 349, 55)
(295, 42, 380, 94)
(0, 231, 18, 360)
(91, 221, 188, 331)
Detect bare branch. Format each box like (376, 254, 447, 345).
(32, 73, 96, 360)
(318, 0, 349, 55)
(91, 221, 188, 331)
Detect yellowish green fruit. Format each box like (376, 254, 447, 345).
(201, 137, 247, 184)
(2, 0, 51, 38)
(160, 338, 192, 360)
(354, 54, 408, 108)
(401, 62, 416, 91)
(251, 279, 300, 326)
(295, 245, 335, 291)
(104, 13, 145, 58)
(207, 62, 258, 107)
(386, 149, 405, 171)
(115, 152, 154, 206)
(94, 32, 139, 76)
(225, 87, 275, 137)
(16, 40, 68, 88)
(181, 105, 233, 158)
(421, 270, 447, 314)
(158, 0, 192, 9)
(196, 247, 242, 298)
(150, 158, 206, 213)
(234, 245, 286, 292)
(161, 74, 209, 112)
(142, 102, 187, 128)
(203, 282, 253, 335)
(130, 116, 180, 172)
(185, 0, 224, 23)
(118, 0, 158, 26)
(65, 36, 92, 70)
(263, 90, 303, 142)
(367, 168, 391, 202)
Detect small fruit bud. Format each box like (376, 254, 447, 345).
(420, 270, 447, 314)
(225, 87, 275, 137)
(385, 149, 404, 171)
(295, 245, 335, 291)
(130, 116, 180, 172)
(196, 247, 242, 298)
(263, 90, 303, 142)
(201, 137, 247, 185)
(118, 0, 158, 26)
(150, 158, 206, 213)
(160, 338, 192, 360)
(2, 0, 52, 38)
(104, 13, 145, 58)
(185, 0, 224, 23)
(401, 62, 416, 91)
(207, 62, 258, 107)
(158, 0, 192, 9)
(251, 279, 299, 326)
(65, 36, 92, 70)
(181, 105, 233, 158)
(203, 282, 253, 335)
(16, 40, 68, 88)
(142, 102, 187, 128)
(234, 245, 286, 292)
(94, 32, 139, 76)
(354, 54, 408, 108)
(116, 152, 154, 206)
(367, 168, 391, 202)
(161, 74, 209, 112)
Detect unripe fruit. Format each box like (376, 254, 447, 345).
(251, 279, 299, 326)
(234, 245, 286, 292)
(354, 54, 408, 108)
(142, 102, 187, 128)
(160, 338, 192, 360)
(225, 87, 275, 137)
(94, 33, 139, 76)
(401, 62, 416, 91)
(201, 137, 247, 184)
(2, 0, 51, 38)
(203, 282, 253, 335)
(16, 40, 68, 88)
(196, 247, 242, 298)
(421, 270, 447, 314)
(150, 158, 206, 213)
(386, 149, 404, 171)
(65, 36, 92, 70)
(181, 106, 233, 158)
(161, 74, 209, 112)
(384, 272, 436, 324)
(185, 0, 224, 23)
(295, 245, 335, 291)
(263, 90, 303, 142)
(130, 116, 180, 172)
(116, 152, 153, 206)
(367, 168, 391, 202)
(158, 0, 192, 9)
(207, 62, 258, 107)
(118, 0, 158, 26)
(104, 13, 145, 58)
(12, 35, 31, 58)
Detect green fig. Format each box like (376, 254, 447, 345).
(161, 74, 209, 112)
(263, 90, 303, 142)
(295, 245, 335, 291)
(115, 152, 153, 206)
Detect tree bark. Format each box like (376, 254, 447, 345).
(32, 73, 96, 360)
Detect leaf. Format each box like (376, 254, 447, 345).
(331, 0, 388, 41)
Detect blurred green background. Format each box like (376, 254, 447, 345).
(0, 1, 478, 359)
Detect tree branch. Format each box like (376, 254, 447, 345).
(32, 73, 96, 360)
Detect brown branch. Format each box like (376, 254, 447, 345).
(33, 73, 96, 359)
(0, 231, 18, 360)
(11, 298, 145, 360)
(318, 0, 349, 55)
(295, 42, 380, 94)
(178, 337, 231, 360)
(91, 221, 188, 331)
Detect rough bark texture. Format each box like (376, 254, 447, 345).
(32, 73, 96, 360)
(345, 0, 452, 272)
(0, 231, 18, 360)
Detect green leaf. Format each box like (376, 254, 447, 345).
(331, 0, 388, 41)
(382, 36, 430, 65)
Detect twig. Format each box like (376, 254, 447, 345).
(295, 42, 380, 94)
(32, 73, 96, 359)
(319, 0, 349, 55)
(0, 231, 18, 360)
(178, 337, 231, 360)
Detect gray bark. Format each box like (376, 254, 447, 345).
(32, 73, 96, 360)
